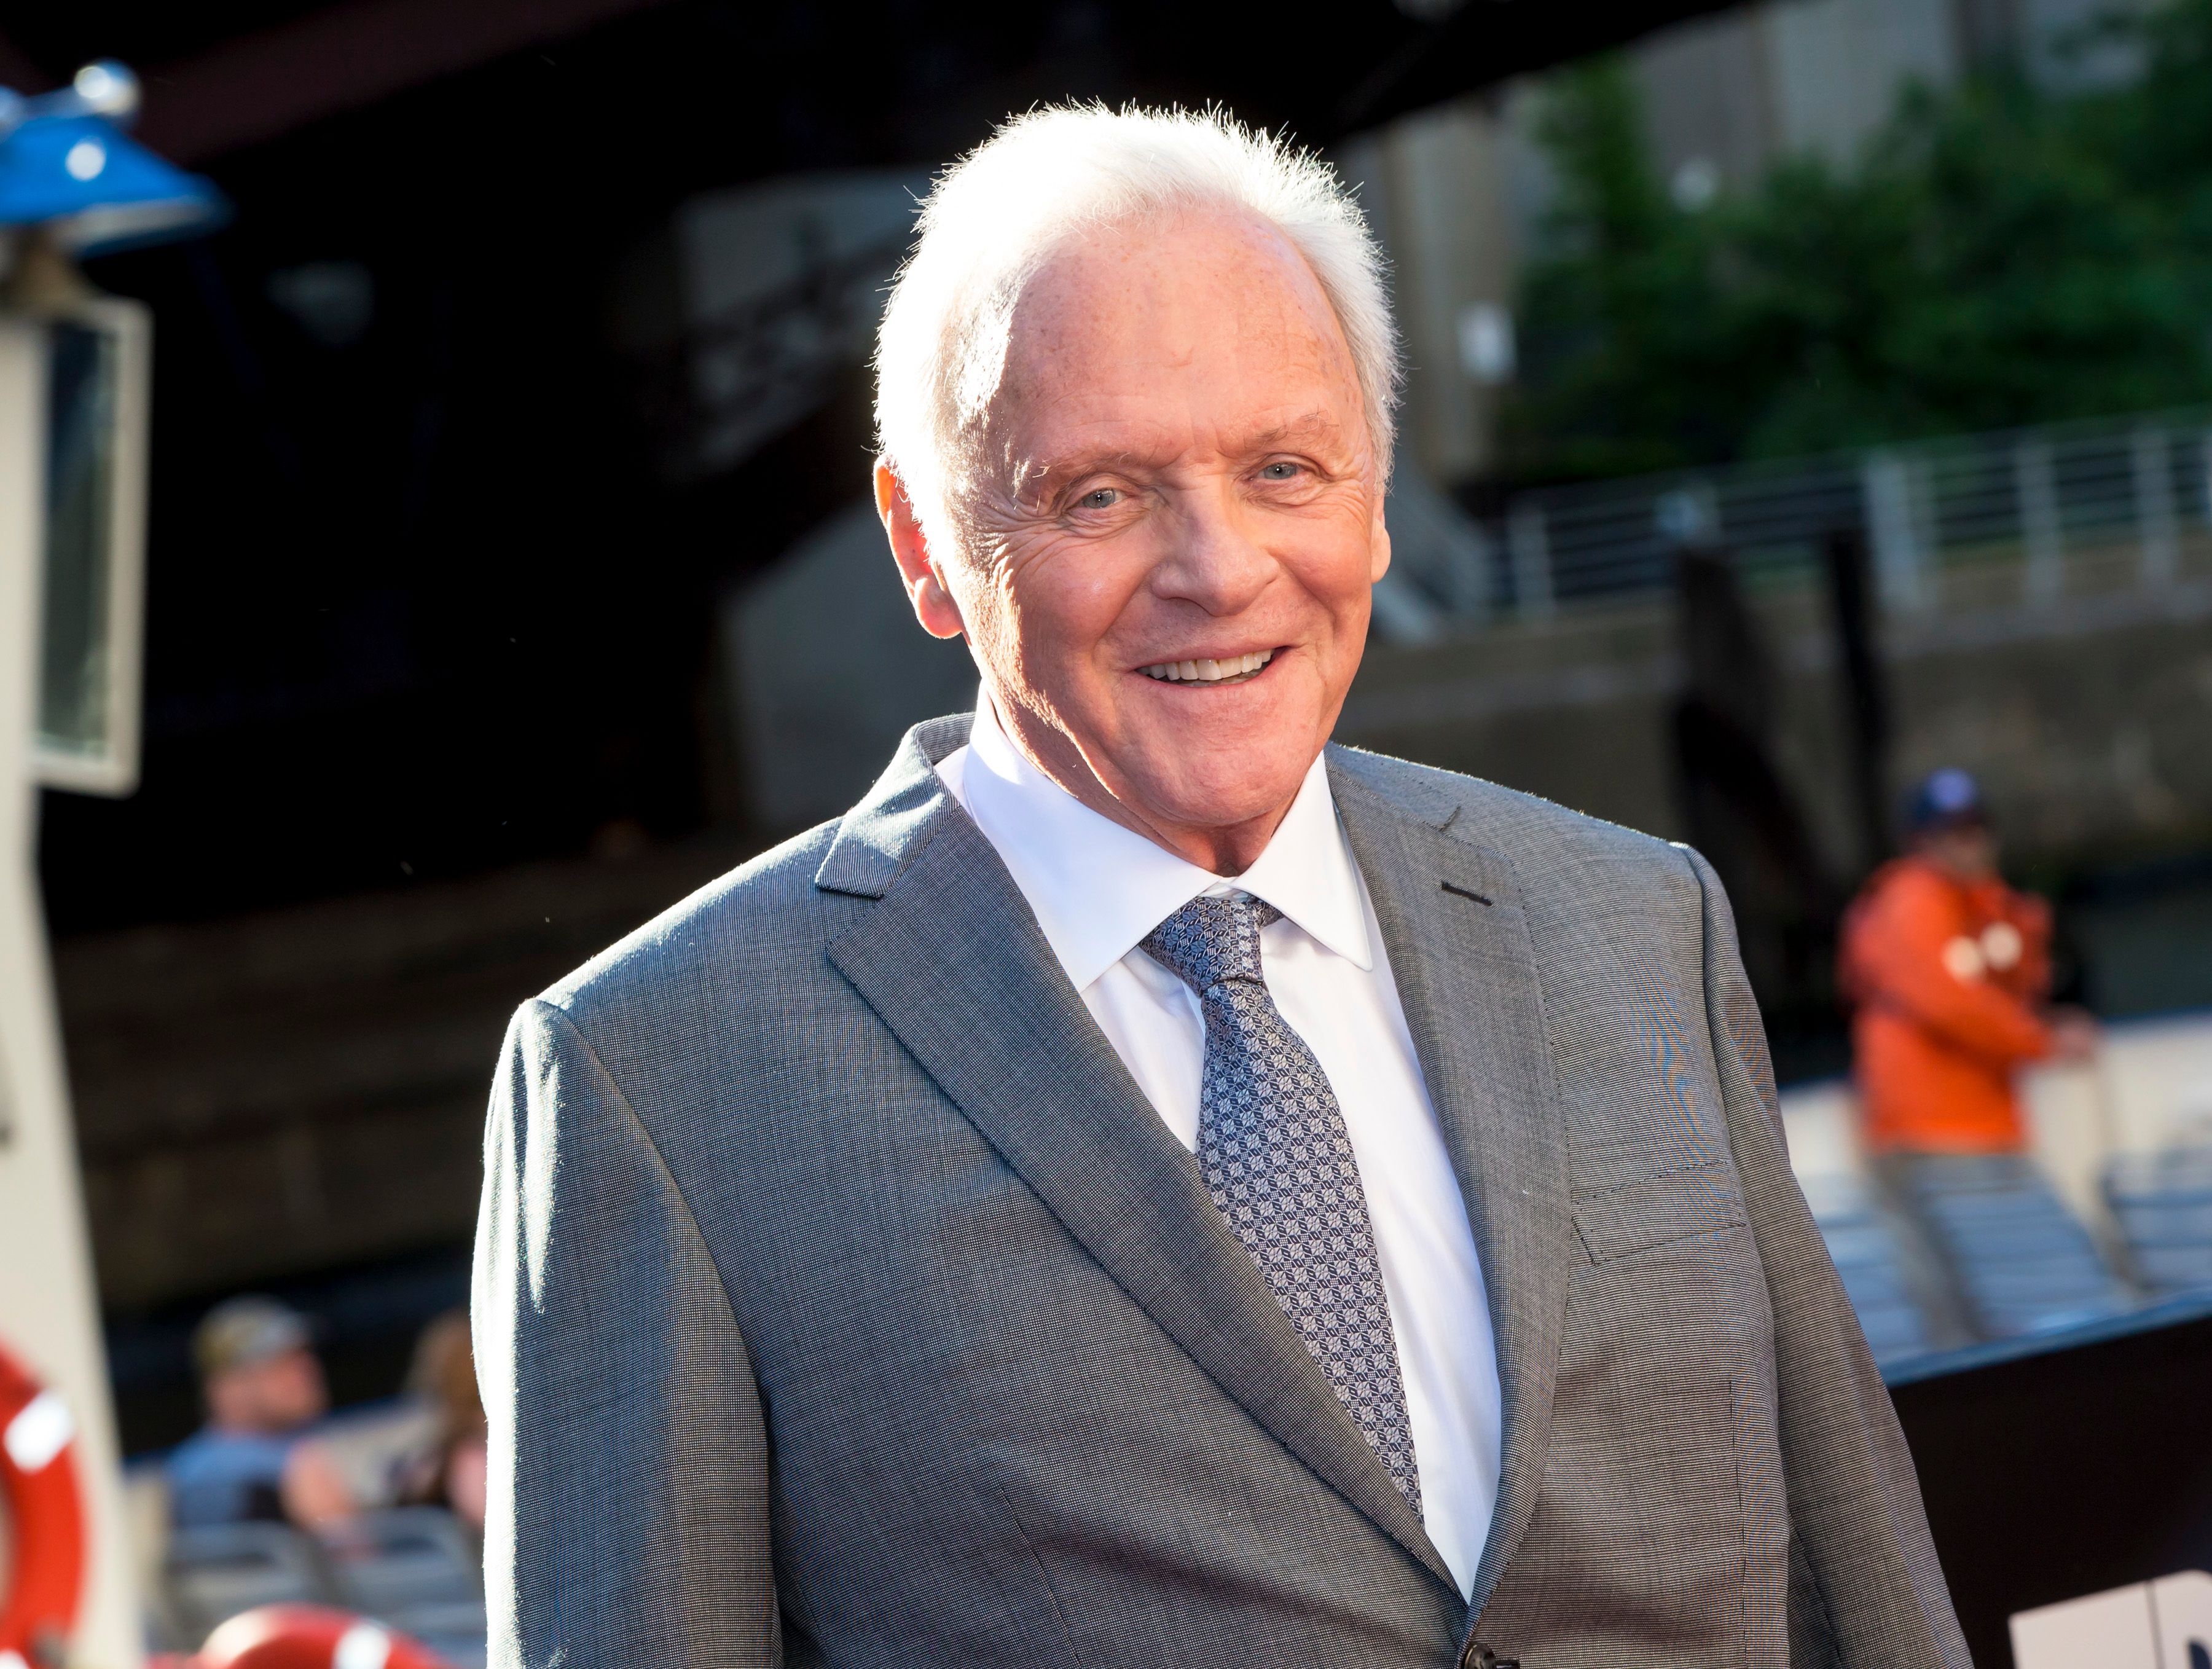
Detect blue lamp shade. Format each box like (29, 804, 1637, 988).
(0, 112, 227, 254)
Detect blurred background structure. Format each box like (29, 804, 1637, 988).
(5, 0, 2212, 1662)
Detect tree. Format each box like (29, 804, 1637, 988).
(1504, 0, 2212, 481)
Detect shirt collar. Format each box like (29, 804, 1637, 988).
(957, 696, 1375, 991)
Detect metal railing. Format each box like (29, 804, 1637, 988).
(1397, 408, 2212, 627)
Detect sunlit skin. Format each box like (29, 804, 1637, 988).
(877, 208, 1390, 876)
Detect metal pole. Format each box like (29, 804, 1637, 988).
(1822, 527, 1892, 874)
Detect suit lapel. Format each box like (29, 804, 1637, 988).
(818, 725, 1456, 1596)
(1330, 758, 1576, 1623)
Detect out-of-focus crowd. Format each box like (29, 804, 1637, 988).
(164, 1296, 485, 1536)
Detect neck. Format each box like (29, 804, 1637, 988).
(989, 691, 1296, 876)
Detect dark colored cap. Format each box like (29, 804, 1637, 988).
(1906, 768, 1986, 833)
(194, 1295, 313, 1379)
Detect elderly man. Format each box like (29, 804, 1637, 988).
(477, 108, 1966, 1668)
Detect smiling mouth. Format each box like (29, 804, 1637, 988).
(1136, 648, 1275, 685)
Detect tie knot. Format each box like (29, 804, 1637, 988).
(1141, 893, 1280, 996)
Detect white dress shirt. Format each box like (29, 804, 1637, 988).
(937, 699, 1502, 1597)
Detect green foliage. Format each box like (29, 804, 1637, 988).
(1504, 0, 2212, 481)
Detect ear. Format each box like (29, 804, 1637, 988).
(1368, 479, 1394, 584)
(875, 460, 967, 641)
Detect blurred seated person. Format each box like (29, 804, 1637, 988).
(1839, 768, 2097, 1160)
(392, 1309, 487, 1531)
(167, 1296, 356, 1531)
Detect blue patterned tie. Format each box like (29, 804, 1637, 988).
(1143, 893, 1422, 1515)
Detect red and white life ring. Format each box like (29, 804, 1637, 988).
(186, 1605, 457, 1669)
(0, 1340, 87, 1669)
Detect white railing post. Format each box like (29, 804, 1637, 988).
(1450, 524, 1496, 625)
(1862, 450, 1924, 612)
(2133, 425, 2179, 586)
(1508, 503, 1555, 622)
(2014, 434, 2063, 605)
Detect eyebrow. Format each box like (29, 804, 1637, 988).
(1016, 410, 1353, 490)
(1239, 411, 1351, 452)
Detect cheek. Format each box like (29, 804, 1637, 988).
(1003, 536, 1150, 667)
(1286, 522, 1382, 626)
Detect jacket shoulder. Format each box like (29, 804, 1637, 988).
(1328, 742, 1693, 888)
(537, 819, 844, 1032)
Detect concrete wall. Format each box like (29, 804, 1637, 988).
(1338, 103, 1529, 482)
(1336, 576, 2212, 879)
(1761, 0, 1958, 160)
(56, 839, 743, 1311)
(723, 500, 978, 833)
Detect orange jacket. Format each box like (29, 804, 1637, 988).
(1837, 855, 2055, 1153)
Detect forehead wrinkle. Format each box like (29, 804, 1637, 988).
(978, 215, 1373, 516)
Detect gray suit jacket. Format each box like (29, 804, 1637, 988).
(475, 716, 1970, 1668)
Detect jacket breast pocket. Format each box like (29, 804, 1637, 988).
(1571, 1163, 1748, 1263)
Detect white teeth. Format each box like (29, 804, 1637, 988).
(1138, 649, 1274, 683)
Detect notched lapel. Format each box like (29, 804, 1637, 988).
(1331, 760, 1577, 1623)
(820, 752, 1455, 1596)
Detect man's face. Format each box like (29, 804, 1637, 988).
(924, 209, 1388, 866)
(208, 1346, 328, 1434)
(1917, 821, 1999, 882)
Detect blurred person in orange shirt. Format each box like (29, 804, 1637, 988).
(1839, 769, 2098, 1155)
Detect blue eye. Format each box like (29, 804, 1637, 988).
(1260, 461, 1301, 481)
(1080, 488, 1120, 509)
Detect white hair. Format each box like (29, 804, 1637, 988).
(873, 103, 1400, 560)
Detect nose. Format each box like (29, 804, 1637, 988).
(1150, 479, 1279, 616)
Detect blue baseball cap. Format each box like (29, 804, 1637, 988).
(1906, 768, 1986, 833)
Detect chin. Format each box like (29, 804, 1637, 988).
(1134, 752, 1317, 836)
(1096, 683, 1336, 837)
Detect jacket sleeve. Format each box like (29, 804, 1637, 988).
(1682, 849, 1970, 1669)
(474, 998, 781, 1668)
(1852, 871, 2052, 1065)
